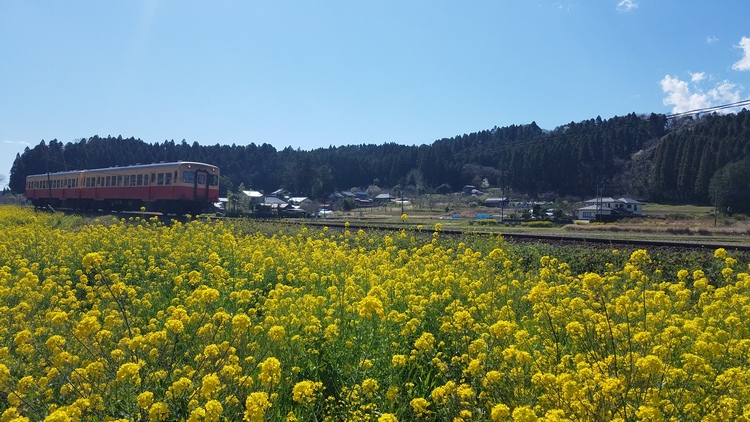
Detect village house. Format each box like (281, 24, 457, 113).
(576, 197, 644, 221)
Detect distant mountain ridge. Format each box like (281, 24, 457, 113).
(9, 109, 750, 212)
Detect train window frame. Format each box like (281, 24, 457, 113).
(124, 175, 130, 186)
(130, 175, 136, 186)
(165, 172, 172, 185)
(183, 171, 195, 183)
(137, 174, 143, 186)
(157, 173, 164, 185)
(197, 173, 206, 185)
(117, 175, 123, 187)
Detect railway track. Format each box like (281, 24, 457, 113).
(49, 207, 750, 253)
(273, 218, 750, 252)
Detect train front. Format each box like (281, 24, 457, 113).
(177, 162, 220, 214)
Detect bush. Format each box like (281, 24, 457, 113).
(520, 220, 553, 228)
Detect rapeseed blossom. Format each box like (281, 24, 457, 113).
(2, 206, 750, 420)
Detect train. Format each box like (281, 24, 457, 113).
(25, 161, 220, 215)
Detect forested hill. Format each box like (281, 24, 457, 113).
(9, 110, 750, 210)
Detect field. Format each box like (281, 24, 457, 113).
(1, 205, 750, 421)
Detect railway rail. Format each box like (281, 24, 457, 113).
(45, 207, 750, 253)
(273, 218, 750, 253)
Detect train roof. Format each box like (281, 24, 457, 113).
(26, 161, 218, 178)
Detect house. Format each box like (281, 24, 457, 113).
(374, 193, 395, 204)
(288, 197, 313, 206)
(271, 188, 290, 199)
(263, 196, 288, 206)
(483, 197, 508, 208)
(241, 190, 265, 205)
(462, 185, 484, 196)
(576, 197, 644, 220)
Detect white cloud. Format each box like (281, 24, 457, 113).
(690, 72, 705, 83)
(616, 0, 638, 13)
(661, 74, 743, 114)
(732, 36, 750, 71)
(705, 36, 718, 45)
(3, 140, 30, 146)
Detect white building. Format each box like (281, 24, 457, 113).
(576, 197, 644, 220)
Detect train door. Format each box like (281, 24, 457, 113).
(149, 172, 156, 201)
(195, 169, 209, 202)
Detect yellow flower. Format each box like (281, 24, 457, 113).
(410, 397, 430, 417)
(165, 318, 184, 334)
(358, 295, 385, 319)
(512, 405, 538, 422)
(268, 325, 285, 341)
(244, 392, 272, 422)
(204, 400, 223, 422)
(148, 402, 169, 421)
(292, 380, 322, 404)
(233, 314, 252, 332)
(116, 362, 142, 386)
(200, 373, 222, 399)
(82, 252, 104, 271)
(137, 391, 154, 410)
(414, 332, 435, 353)
(0, 363, 11, 385)
(362, 378, 379, 396)
(491, 404, 510, 421)
(386, 386, 399, 401)
(392, 354, 407, 367)
(714, 248, 727, 259)
(258, 357, 282, 387)
(379, 414, 398, 422)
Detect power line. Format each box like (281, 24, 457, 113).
(664, 99, 750, 119)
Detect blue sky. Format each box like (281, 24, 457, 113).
(2, 1, 749, 188)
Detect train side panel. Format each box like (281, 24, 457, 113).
(25, 161, 220, 214)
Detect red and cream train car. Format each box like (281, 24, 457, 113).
(25, 161, 220, 215)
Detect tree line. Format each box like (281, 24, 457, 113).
(9, 109, 750, 212)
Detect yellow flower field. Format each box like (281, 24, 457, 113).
(1, 205, 750, 421)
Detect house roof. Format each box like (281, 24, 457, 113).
(242, 190, 264, 198)
(584, 197, 644, 205)
(375, 193, 395, 199)
(576, 204, 637, 215)
(264, 196, 287, 205)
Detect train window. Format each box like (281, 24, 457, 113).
(117, 175, 123, 186)
(209, 175, 219, 186)
(165, 172, 172, 185)
(197, 173, 206, 185)
(183, 171, 195, 183)
(151, 173, 155, 184)
(124, 175, 130, 186)
(106, 176, 111, 187)
(130, 175, 136, 186)
(157, 173, 164, 185)
(137, 174, 143, 186)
